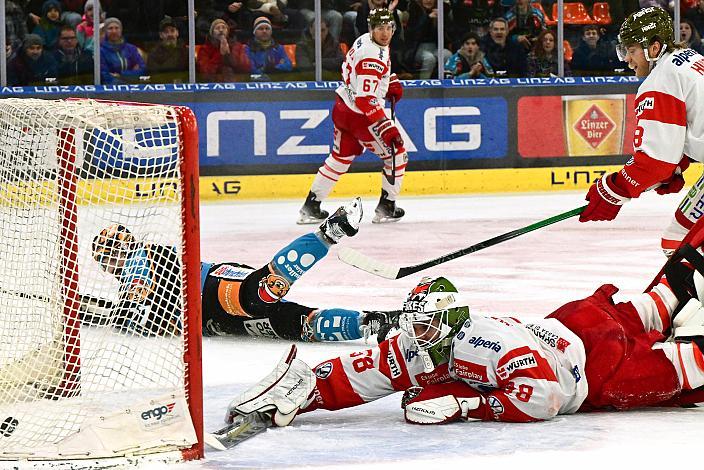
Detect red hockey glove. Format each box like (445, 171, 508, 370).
(375, 118, 404, 149)
(402, 382, 483, 425)
(579, 173, 631, 222)
(655, 158, 690, 195)
(385, 73, 403, 103)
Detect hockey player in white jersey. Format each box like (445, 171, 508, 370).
(298, 8, 407, 225)
(225, 221, 704, 427)
(579, 7, 704, 255)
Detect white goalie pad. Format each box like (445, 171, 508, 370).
(227, 345, 315, 427)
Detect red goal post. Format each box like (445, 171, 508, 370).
(0, 98, 203, 463)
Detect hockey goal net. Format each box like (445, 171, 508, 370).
(0, 98, 202, 462)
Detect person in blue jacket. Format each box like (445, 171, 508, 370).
(99, 17, 146, 84)
(247, 16, 292, 78)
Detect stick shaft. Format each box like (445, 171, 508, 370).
(395, 205, 586, 278)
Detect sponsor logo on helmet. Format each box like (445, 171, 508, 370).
(467, 336, 502, 352)
(496, 353, 537, 380)
(642, 22, 655, 32)
(453, 359, 489, 383)
(315, 362, 333, 379)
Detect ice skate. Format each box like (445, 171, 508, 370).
(372, 190, 404, 224)
(298, 191, 329, 225)
(318, 197, 363, 244)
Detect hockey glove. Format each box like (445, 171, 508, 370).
(402, 382, 483, 425)
(375, 118, 404, 149)
(579, 173, 631, 222)
(226, 345, 315, 427)
(385, 73, 403, 103)
(655, 158, 690, 195)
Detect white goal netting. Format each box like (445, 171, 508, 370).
(0, 98, 201, 461)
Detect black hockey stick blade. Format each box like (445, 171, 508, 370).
(339, 205, 586, 279)
(205, 411, 273, 451)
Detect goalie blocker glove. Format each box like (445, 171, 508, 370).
(579, 173, 631, 222)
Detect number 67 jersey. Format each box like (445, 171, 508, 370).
(336, 32, 391, 122)
(304, 313, 587, 423)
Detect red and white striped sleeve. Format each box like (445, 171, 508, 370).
(618, 63, 689, 197)
(303, 334, 418, 412)
(469, 345, 564, 422)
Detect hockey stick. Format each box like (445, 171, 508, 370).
(383, 97, 397, 186)
(205, 411, 272, 450)
(644, 216, 704, 293)
(338, 205, 586, 279)
(0, 288, 115, 324)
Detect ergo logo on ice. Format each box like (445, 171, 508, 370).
(141, 403, 176, 421)
(205, 106, 484, 157)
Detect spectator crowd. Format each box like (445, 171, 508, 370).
(4, 0, 704, 85)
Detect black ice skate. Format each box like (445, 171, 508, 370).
(361, 310, 401, 343)
(372, 190, 404, 224)
(318, 197, 363, 244)
(298, 191, 329, 225)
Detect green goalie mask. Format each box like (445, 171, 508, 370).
(617, 6, 676, 62)
(398, 277, 470, 368)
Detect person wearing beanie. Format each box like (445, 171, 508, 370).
(247, 15, 292, 76)
(76, 0, 104, 53)
(31, 0, 63, 51)
(196, 18, 251, 82)
(147, 16, 189, 81)
(8, 33, 58, 86)
(99, 17, 146, 84)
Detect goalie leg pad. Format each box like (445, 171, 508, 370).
(227, 345, 315, 427)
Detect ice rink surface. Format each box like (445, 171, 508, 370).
(182, 190, 704, 470)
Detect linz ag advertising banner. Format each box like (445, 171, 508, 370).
(188, 97, 508, 166)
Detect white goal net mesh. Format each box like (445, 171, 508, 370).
(0, 98, 200, 461)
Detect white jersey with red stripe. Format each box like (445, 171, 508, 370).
(335, 32, 391, 124)
(449, 315, 587, 421)
(623, 48, 704, 197)
(308, 313, 587, 422)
